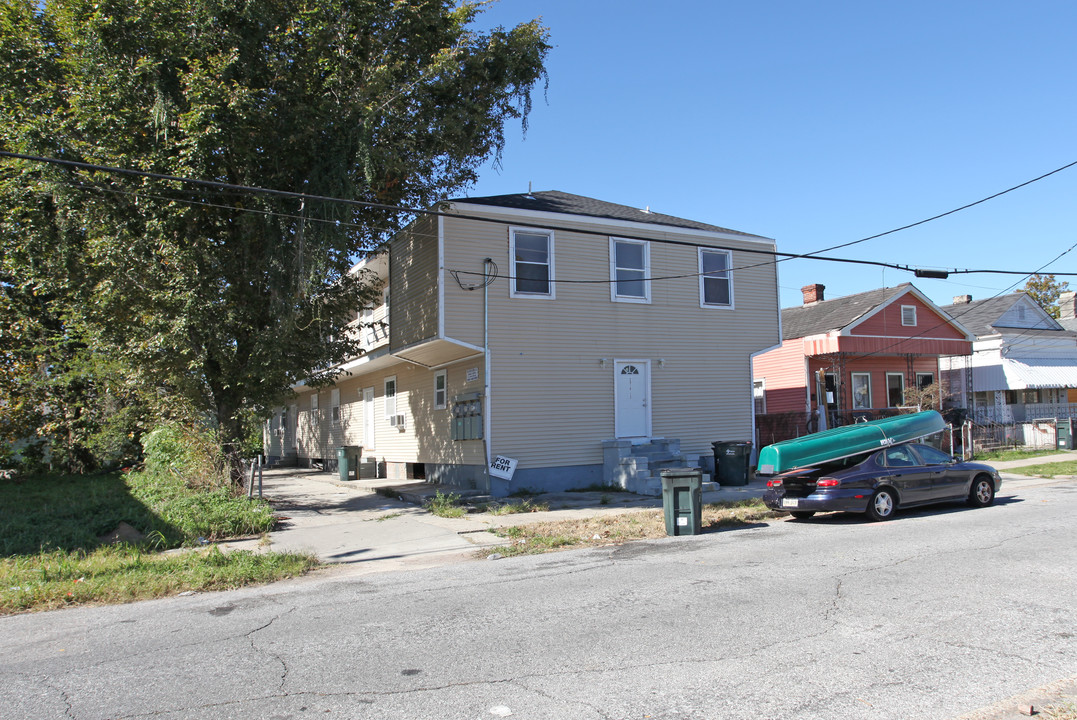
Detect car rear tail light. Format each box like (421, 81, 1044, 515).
(766, 478, 783, 488)
(816, 478, 841, 488)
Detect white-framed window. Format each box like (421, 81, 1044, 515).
(384, 376, 397, 419)
(901, 305, 917, 326)
(331, 388, 341, 426)
(510, 227, 555, 298)
(851, 372, 872, 410)
(311, 393, 319, 414)
(699, 248, 733, 308)
(886, 372, 905, 407)
(753, 380, 766, 415)
(434, 370, 447, 410)
(610, 237, 650, 303)
(916, 372, 934, 389)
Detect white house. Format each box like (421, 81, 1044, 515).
(940, 292, 1077, 423)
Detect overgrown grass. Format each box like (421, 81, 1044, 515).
(1, 545, 316, 614)
(972, 448, 1066, 462)
(0, 470, 318, 614)
(1005, 461, 1077, 478)
(480, 498, 782, 558)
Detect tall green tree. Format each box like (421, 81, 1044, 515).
(0, 0, 549, 472)
(1023, 274, 1070, 318)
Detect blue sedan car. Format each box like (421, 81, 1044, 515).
(762, 442, 1002, 521)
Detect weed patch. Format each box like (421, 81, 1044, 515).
(479, 499, 783, 558)
(0, 469, 317, 613)
(425, 491, 466, 518)
(486, 498, 550, 516)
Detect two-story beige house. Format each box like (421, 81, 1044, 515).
(265, 191, 780, 496)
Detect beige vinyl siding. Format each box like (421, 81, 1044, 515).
(292, 359, 485, 467)
(389, 215, 440, 350)
(439, 212, 780, 470)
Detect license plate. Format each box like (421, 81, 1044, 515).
(782, 498, 799, 509)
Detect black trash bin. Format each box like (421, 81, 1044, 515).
(713, 441, 752, 486)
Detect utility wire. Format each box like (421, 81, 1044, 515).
(3, 150, 1077, 279)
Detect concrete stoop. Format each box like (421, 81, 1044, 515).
(602, 438, 715, 496)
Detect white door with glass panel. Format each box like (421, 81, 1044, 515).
(615, 360, 651, 439)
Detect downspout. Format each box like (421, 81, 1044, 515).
(482, 258, 493, 491)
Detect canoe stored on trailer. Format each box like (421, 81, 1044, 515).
(756, 410, 947, 476)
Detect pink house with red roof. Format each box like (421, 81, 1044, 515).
(752, 283, 973, 445)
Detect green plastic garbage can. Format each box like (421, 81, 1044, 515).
(1059, 419, 1072, 450)
(661, 468, 702, 536)
(337, 447, 351, 481)
(337, 446, 362, 481)
(713, 441, 752, 486)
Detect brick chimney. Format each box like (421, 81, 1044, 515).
(801, 284, 825, 305)
(952, 294, 972, 305)
(1060, 291, 1077, 320)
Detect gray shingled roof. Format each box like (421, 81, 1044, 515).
(450, 190, 766, 239)
(781, 284, 913, 340)
(938, 295, 1024, 337)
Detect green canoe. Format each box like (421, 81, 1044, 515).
(756, 410, 947, 476)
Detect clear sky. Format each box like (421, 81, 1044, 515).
(463, 0, 1077, 311)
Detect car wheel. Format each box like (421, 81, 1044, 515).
(968, 475, 996, 508)
(866, 488, 896, 521)
(790, 511, 816, 520)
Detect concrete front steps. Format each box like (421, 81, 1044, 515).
(602, 438, 716, 497)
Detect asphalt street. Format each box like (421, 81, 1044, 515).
(1, 473, 1075, 720)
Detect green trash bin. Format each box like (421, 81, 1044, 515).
(337, 446, 361, 481)
(1059, 419, 1072, 450)
(713, 441, 753, 486)
(661, 468, 702, 536)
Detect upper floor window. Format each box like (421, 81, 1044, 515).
(510, 228, 555, 298)
(901, 305, 917, 326)
(610, 238, 650, 303)
(699, 248, 733, 308)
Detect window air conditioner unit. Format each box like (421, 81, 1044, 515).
(389, 414, 406, 428)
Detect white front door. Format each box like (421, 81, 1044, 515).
(362, 387, 376, 450)
(615, 360, 651, 439)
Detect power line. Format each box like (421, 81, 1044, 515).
(3, 150, 1076, 280)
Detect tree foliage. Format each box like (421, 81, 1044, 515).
(0, 0, 549, 471)
(1023, 274, 1070, 318)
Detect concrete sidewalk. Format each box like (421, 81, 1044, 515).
(222, 452, 1077, 577)
(220, 467, 769, 575)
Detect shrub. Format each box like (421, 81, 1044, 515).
(141, 423, 227, 488)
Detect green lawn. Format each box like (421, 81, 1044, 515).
(0, 470, 317, 614)
(1004, 461, 1077, 478)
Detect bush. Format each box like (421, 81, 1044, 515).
(141, 423, 227, 488)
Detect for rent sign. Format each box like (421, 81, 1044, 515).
(489, 455, 518, 481)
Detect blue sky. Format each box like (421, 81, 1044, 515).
(464, 1, 1077, 310)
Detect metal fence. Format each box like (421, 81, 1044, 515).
(966, 417, 1065, 454)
